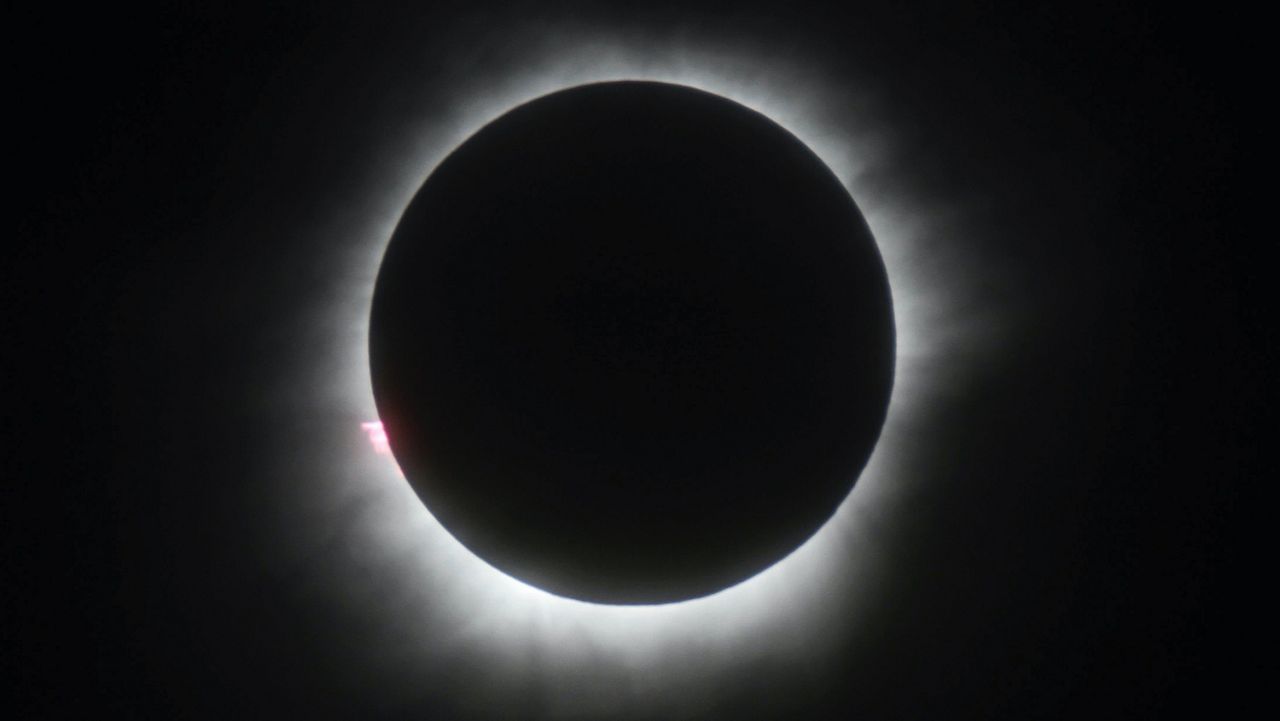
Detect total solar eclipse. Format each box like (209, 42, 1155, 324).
(370, 80, 895, 604)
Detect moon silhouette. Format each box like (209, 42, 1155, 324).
(370, 81, 894, 604)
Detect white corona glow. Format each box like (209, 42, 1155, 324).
(273, 22, 997, 717)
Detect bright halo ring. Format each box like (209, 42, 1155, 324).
(278, 25, 991, 717)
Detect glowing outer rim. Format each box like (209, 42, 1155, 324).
(291, 29, 988, 714)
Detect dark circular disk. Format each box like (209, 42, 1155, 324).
(369, 81, 894, 604)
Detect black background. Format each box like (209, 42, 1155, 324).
(7, 2, 1262, 718)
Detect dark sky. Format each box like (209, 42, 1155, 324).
(8, 2, 1261, 719)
